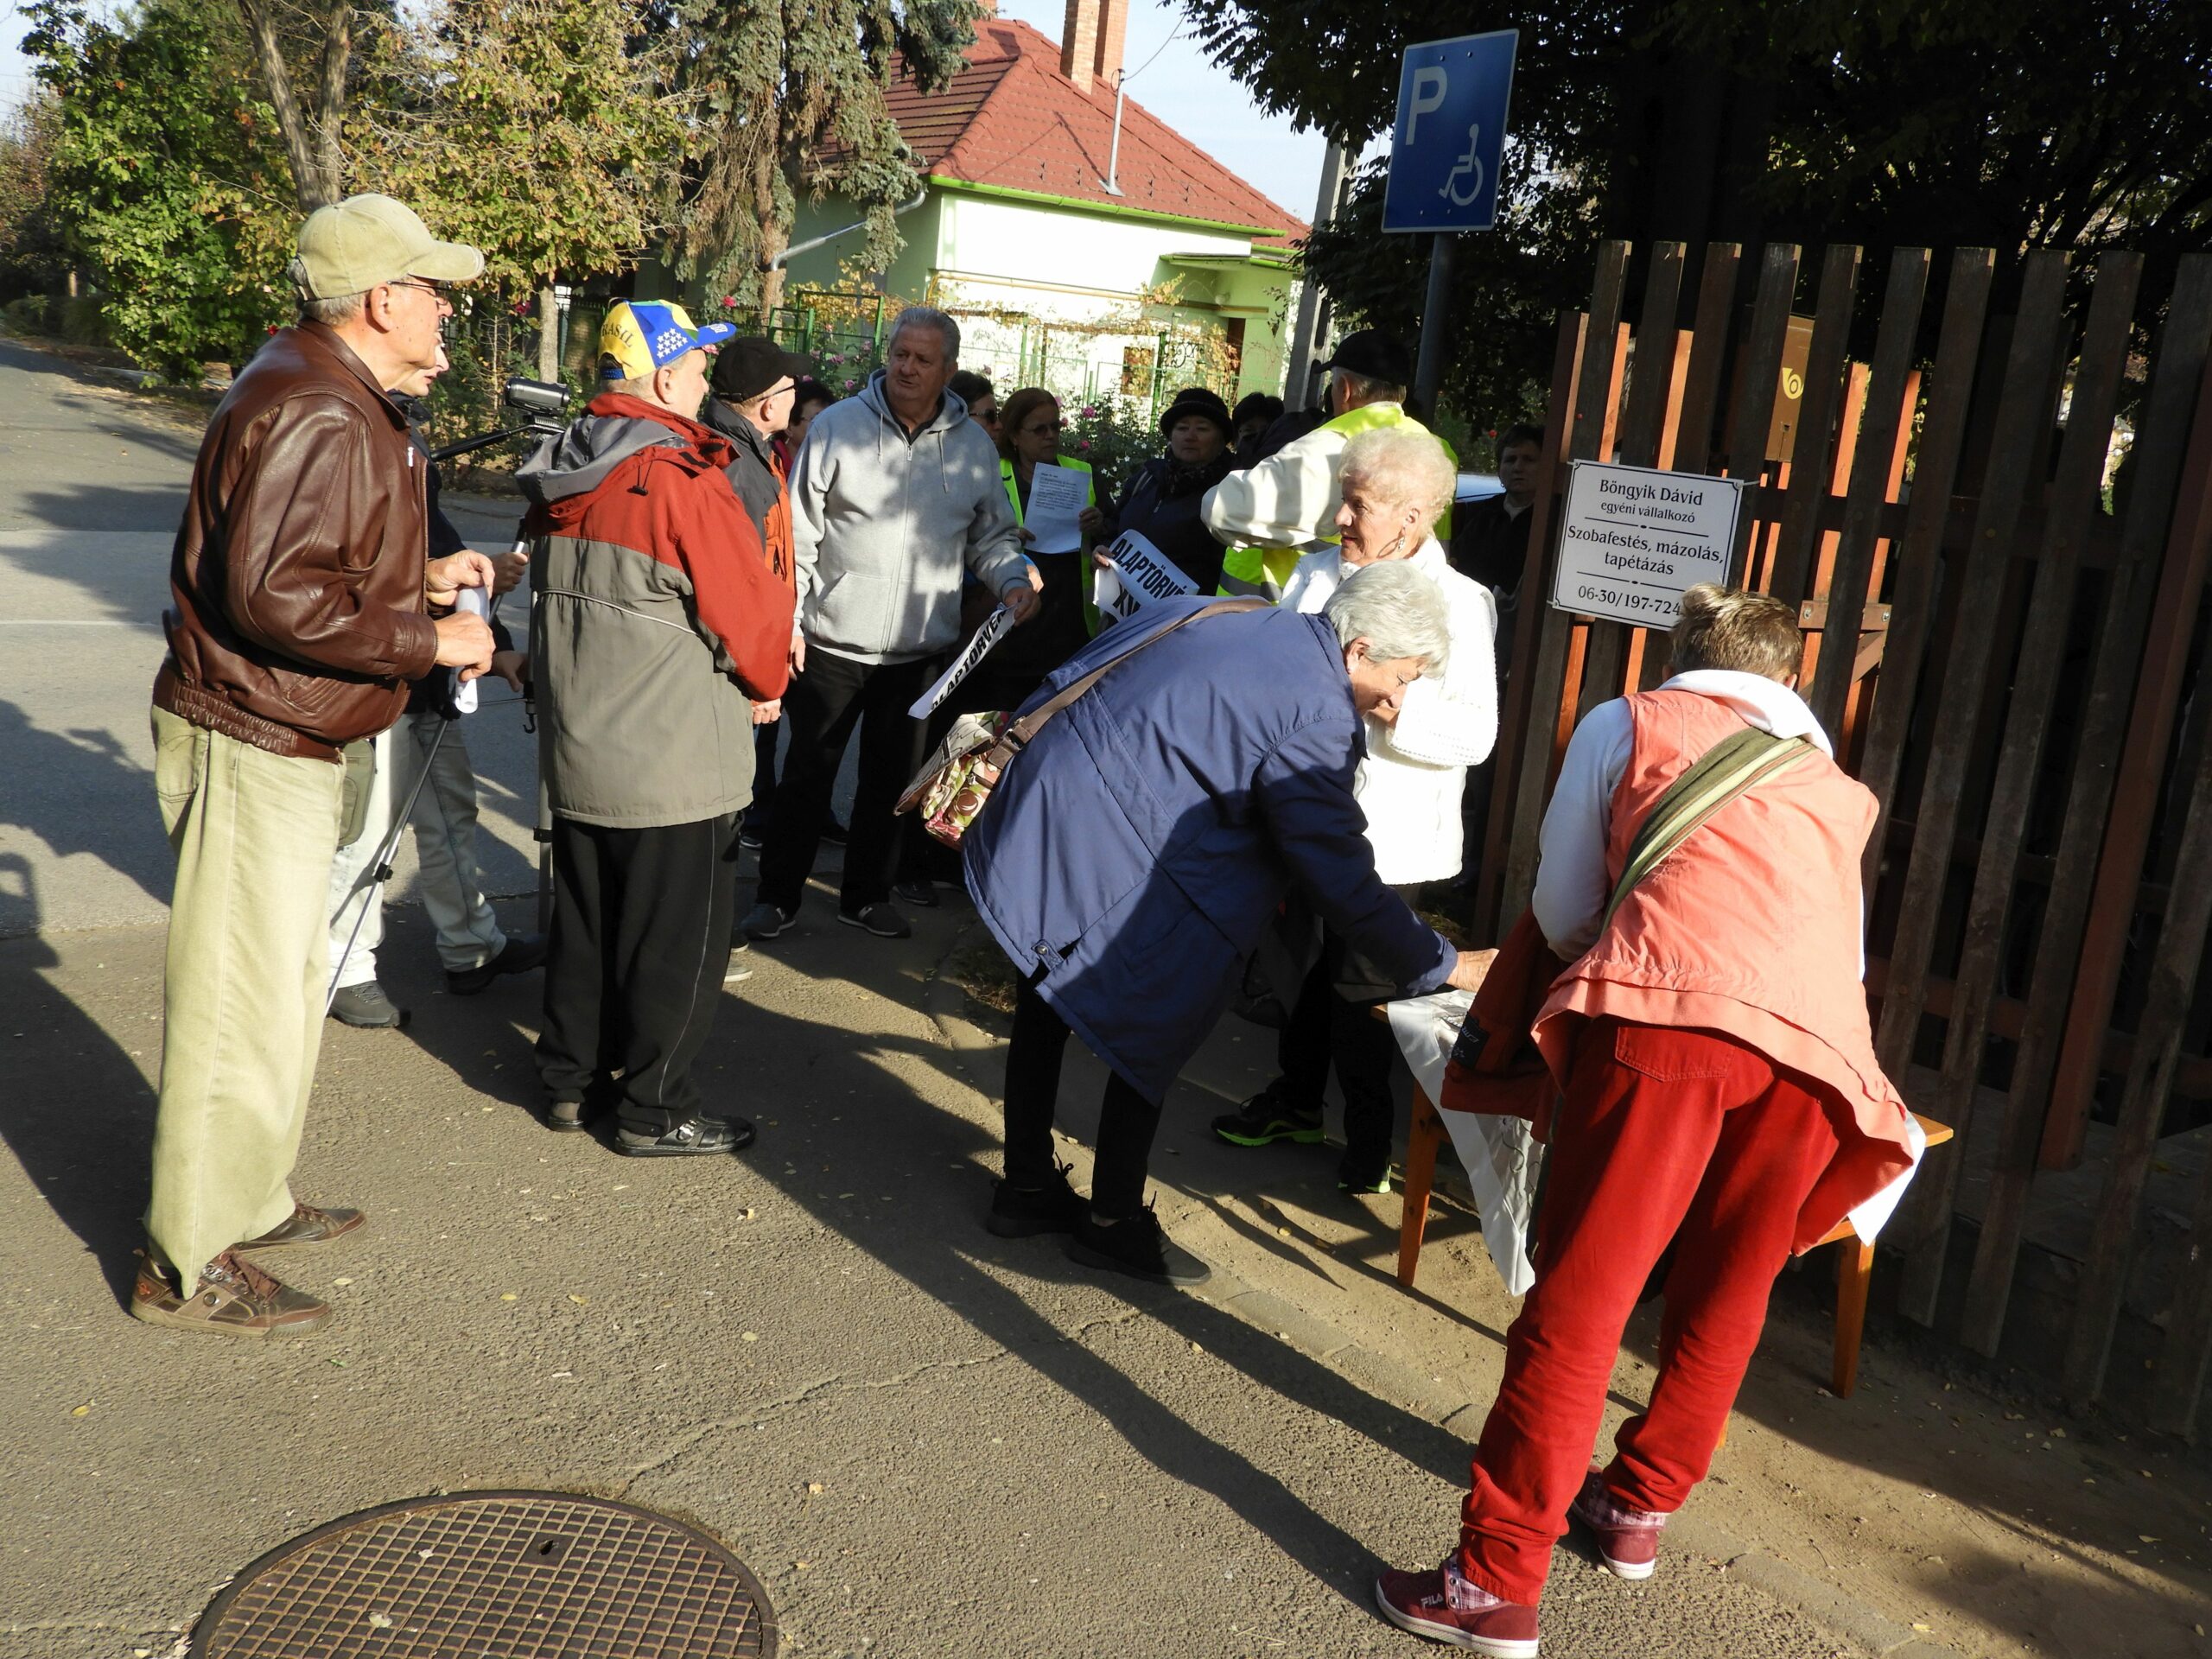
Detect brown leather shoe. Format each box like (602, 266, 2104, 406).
(130, 1249, 332, 1338)
(235, 1202, 365, 1249)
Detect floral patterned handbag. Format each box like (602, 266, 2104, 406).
(896, 598, 1265, 849)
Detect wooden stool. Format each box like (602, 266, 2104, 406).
(1393, 1080, 1952, 1400)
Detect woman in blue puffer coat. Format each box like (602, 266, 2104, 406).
(962, 563, 1491, 1287)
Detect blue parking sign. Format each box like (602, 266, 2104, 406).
(1383, 29, 1518, 233)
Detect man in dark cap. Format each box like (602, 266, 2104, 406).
(705, 337, 811, 854)
(1204, 330, 1452, 601)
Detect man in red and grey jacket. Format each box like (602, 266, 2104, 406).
(518, 302, 795, 1156)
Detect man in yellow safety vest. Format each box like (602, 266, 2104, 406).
(1202, 331, 1453, 601)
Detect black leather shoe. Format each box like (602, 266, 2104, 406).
(447, 933, 548, 996)
(694, 1108, 759, 1150)
(892, 880, 940, 908)
(614, 1116, 750, 1157)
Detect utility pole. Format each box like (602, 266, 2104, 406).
(537, 287, 561, 383)
(1283, 137, 1348, 409)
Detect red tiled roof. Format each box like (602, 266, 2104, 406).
(882, 19, 1307, 244)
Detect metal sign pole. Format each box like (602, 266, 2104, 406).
(1413, 232, 1459, 414)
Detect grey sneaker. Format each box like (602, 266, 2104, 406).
(329, 981, 408, 1029)
(837, 902, 912, 939)
(741, 901, 795, 941)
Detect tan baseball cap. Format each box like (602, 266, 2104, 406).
(289, 194, 485, 300)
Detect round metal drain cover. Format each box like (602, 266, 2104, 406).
(191, 1490, 775, 1658)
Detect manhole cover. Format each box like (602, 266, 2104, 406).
(190, 1491, 776, 1658)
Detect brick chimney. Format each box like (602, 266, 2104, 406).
(1060, 0, 1097, 93)
(1093, 0, 1127, 89)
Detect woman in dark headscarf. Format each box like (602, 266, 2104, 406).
(1080, 386, 1236, 594)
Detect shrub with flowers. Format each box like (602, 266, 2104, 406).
(1060, 396, 1164, 504)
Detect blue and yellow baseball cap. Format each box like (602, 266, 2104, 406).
(599, 301, 735, 380)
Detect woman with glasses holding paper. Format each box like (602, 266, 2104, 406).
(978, 387, 1096, 699)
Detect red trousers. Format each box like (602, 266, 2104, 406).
(1457, 1020, 1840, 1605)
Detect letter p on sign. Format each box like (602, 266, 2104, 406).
(1407, 67, 1447, 143)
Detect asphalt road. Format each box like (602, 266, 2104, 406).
(3, 339, 2204, 1659)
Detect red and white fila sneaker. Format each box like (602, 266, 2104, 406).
(1373, 1554, 1541, 1656)
(1567, 1467, 1668, 1580)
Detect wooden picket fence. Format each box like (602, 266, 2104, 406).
(1468, 239, 2212, 1434)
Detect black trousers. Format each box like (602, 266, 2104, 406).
(746, 720, 778, 823)
(537, 814, 740, 1136)
(757, 648, 938, 916)
(1004, 980, 1161, 1219)
(1272, 884, 1420, 1169)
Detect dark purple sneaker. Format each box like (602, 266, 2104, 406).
(1568, 1468, 1666, 1580)
(1374, 1555, 1540, 1655)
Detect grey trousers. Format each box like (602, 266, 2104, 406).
(326, 708, 508, 988)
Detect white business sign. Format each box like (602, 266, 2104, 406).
(1550, 460, 1744, 627)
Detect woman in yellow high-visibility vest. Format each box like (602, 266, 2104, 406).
(979, 386, 1096, 708)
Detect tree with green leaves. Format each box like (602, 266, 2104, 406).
(1185, 0, 2212, 432)
(671, 0, 982, 311)
(348, 0, 689, 296)
(23, 0, 295, 373)
(0, 92, 69, 302)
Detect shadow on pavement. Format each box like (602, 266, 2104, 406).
(0, 855, 156, 1303)
(0, 701, 167, 932)
(14, 483, 188, 537)
(367, 899, 1478, 1611)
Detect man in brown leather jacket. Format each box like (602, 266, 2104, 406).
(133, 194, 497, 1338)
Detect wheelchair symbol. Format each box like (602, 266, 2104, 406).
(1439, 123, 1485, 207)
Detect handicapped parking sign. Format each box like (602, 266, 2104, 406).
(1383, 29, 1518, 234)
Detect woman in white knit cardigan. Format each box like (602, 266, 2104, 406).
(1212, 423, 1499, 1192)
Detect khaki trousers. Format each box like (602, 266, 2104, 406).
(146, 708, 344, 1285)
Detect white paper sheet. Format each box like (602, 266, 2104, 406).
(1847, 1112, 1926, 1243)
(1093, 530, 1198, 625)
(1386, 988, 1543, 1295)
(449, 586, 491, 715)
(1021, 461, 1089, 554)
(908, 606, 1016, 718)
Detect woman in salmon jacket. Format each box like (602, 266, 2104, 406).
(1376, 584, 1916, 1657)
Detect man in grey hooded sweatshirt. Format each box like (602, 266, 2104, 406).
(744, 306, 1038, 942)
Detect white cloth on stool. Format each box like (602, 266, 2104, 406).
(1387, 988, 1541, 1295)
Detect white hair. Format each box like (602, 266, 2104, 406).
(1331, 365, 1406, 406)
(302, 291, 365, 326)
(1323, 561, 1452, 676)
(888, 305, 960, 360)
(1341, 424, 1457, 538)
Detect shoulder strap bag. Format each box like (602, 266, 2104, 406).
(896, 597, 1268, 849)
(1442, 723, 1817, 1131)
